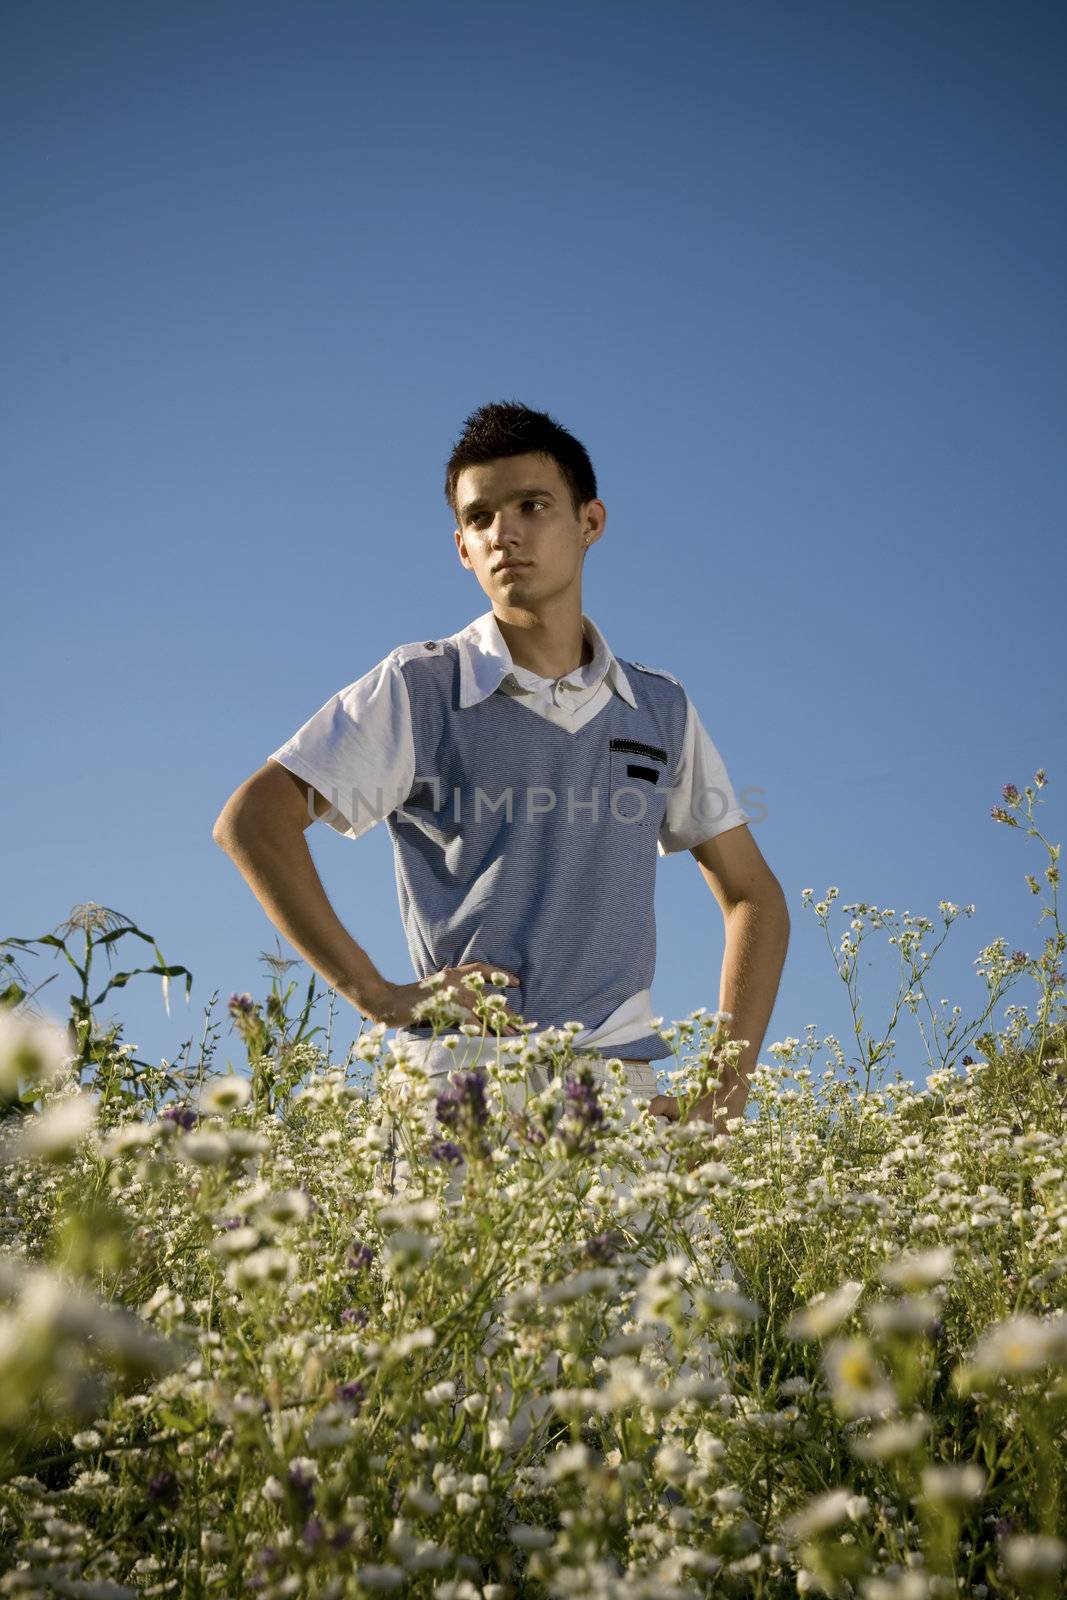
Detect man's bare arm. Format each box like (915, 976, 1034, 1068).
(212, 760, 390, 1016)
(690, 823, 790, 1126)
(646, 823, 790, 1131)
(211, 760, 520, 1029)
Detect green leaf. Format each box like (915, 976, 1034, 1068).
(158, 1406, 198, 1435)
(2, 932, 86, 986)
(90, 964, 193, 1009)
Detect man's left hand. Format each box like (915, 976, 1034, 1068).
(647, 1093, 680, 1121)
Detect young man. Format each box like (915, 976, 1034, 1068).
(213, 401, 789, 1133)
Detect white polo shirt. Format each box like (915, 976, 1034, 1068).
(270, 609, 748, 1055)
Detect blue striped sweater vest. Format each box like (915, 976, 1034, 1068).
(387, 639, 689, 1061)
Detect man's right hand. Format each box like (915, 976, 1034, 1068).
(363, 963, 524, 1035)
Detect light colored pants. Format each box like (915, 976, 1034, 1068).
(374, 1043, 733, 1447)
(378, 1042, 662, 1204)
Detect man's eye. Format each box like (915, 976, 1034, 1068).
(468, 502, 544, 527)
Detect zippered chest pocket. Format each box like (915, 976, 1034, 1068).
(608, 738, 669, 833)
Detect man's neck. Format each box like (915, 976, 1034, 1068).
(491, 598, 593, 680)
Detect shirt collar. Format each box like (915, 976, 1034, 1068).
(454, 609, 637, 709)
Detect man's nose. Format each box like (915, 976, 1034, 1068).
(489, 514, 522, 545)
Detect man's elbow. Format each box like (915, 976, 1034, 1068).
(771, 886, 791, 947)
(212, 794, 245, 851)
(763, 882, 790, 954)
(732, 874, 790, 927)
(764, 875, 789, 918)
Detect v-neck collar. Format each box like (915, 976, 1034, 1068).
(451, 610, 637, 711)
(490, 681, 618, 739)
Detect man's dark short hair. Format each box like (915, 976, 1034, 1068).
(444, 399, 598, 524)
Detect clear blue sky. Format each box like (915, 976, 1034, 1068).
(4, 1, 1064, 1088)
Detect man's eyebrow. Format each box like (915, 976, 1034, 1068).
(459, 486, 557, 521)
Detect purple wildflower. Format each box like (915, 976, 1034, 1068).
(509, 1110, 546, 1148)
(430, 1138, 464, 1166)
(161, 1105, 198, 1130)
(990, 806, 1017, 825)
(330, 1527, 354, 1552)
(583, 1229, 624, 1264)
(148, 1471, 177, 1505)
(559, 1068, 604, 1154)
(340, 1307, 368, 1327)
(346, 1239, 374, 1271)
(435, 1067, 490, 1157)
(228, 992, 256, 1016)
(1035, 769, 1048, 788)
(336, 1380, 365, 1409)
(1012, 950, 1028, 967)
(1002, 783, 1021, 805)
(302, 1517, 325, 1547)
(436, 1068, 489, 1129)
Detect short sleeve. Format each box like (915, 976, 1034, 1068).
(268, 655, 415, 840)
(657, 695, 749, 856)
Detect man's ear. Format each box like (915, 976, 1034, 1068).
(454, 528, 473, 570)
(580, 498, 608, 548)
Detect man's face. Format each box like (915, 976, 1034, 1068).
(453, 453, 605, 614)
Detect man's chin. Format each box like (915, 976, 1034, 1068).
(495, 575, 536, 597)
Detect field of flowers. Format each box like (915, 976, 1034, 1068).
(0, 776, 1064, 1599)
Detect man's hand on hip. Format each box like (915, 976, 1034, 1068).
(647, 1093, 680, 1121)
(361, 962, 524, 1035)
